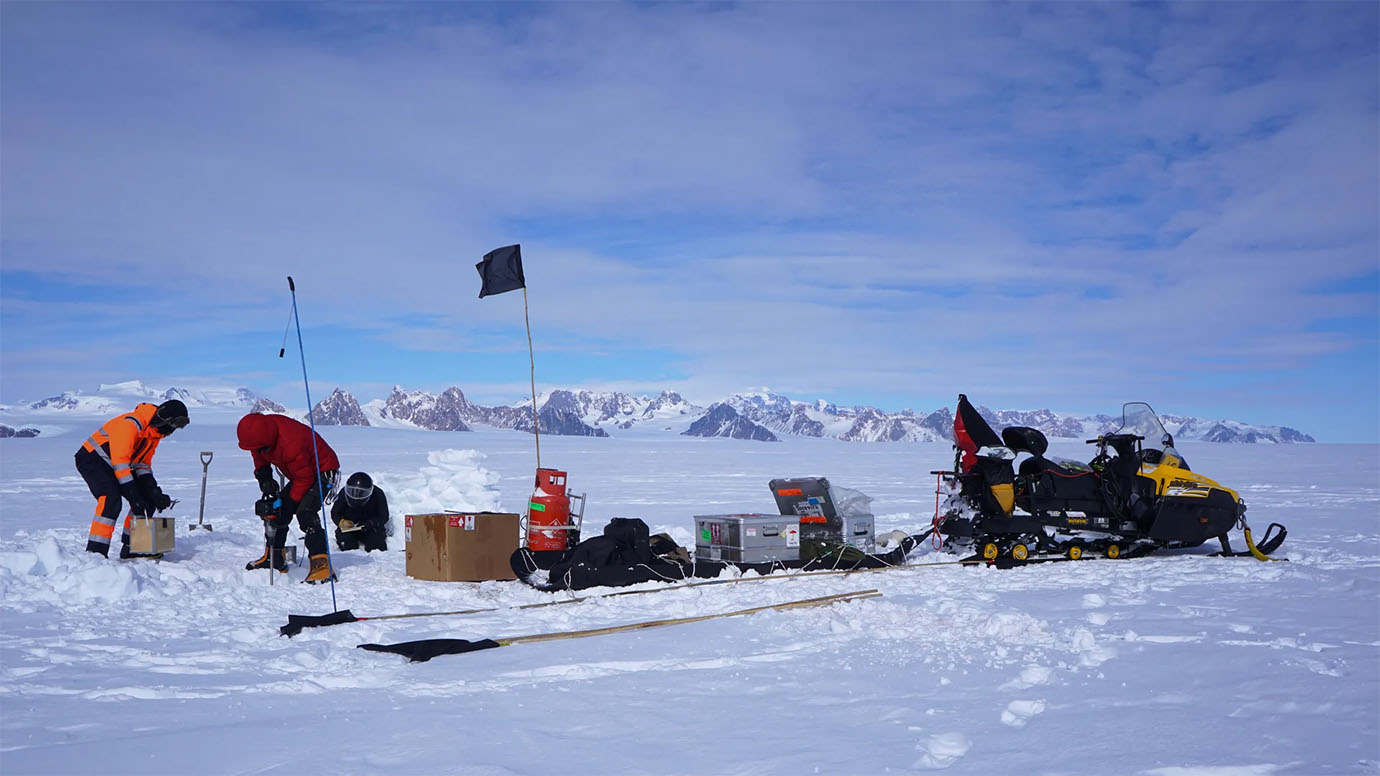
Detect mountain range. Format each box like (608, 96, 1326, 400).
(1, 380, 1315, 444)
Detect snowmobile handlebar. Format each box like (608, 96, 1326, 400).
(1085, 433, 1145, 444)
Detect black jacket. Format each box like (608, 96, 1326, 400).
(331, 487, 389, 529)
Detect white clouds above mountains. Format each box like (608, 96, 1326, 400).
(2, 2, 1375, 439)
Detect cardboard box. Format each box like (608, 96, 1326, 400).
(405, 513, 519, 582)
(129, 516, 175, 555)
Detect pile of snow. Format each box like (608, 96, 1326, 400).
(374, 449, 502, 534)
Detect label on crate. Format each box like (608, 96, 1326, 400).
(447, 515, 476, 530)
(405, 515, 413, 543)
(785, 525, 800, 548)
(700, 526, 711, 543)
(710, 523, 723, 545)
(746, 527, 756, 537)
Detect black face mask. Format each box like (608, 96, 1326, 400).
(152, 408, 189, 435)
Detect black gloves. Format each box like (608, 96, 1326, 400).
(120, 482, 150, 517)
(152, 491, 173, 512)
(254, 496, 280, 519)
(254, 466, 280, 498)
(278, 496, 299, 522)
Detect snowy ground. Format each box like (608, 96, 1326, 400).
(1, 410, 1376, 775)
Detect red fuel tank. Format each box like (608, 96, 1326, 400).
(526, 468, 573, 551)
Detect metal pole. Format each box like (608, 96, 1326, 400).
(523, 286, 540, 470)
(287, 277, 337, 611)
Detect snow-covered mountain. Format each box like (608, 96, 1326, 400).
(99, 380, 261, 409)
(311, 389, 370, 426)
(250, 397, 289, 415)
(368, 386, 473, 431)
(0, 424, 40, 438)
(23, 391, 121, 414)
(719, 390, 1314, 445)
(367, 386, 618, 437)
(682, 403, 778, 441)
(520, 388, 700, 431)
(10, 382, 279, 416)
(2, 381, 1315, 443)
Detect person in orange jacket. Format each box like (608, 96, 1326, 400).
(75, 400, 189, 558)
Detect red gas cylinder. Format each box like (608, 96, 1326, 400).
(526, 468, 572, 551)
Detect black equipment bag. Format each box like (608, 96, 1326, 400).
(603, 517, 651, 565)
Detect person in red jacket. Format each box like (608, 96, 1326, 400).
(235, 413, 340, 583)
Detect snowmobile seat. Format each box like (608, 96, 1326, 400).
(1017, 456, 1105, 515)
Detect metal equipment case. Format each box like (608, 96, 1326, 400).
(768, 477, 876, 553)
(694, 514, 800, 563)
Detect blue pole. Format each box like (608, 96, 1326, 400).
(287, 276, 337, 612)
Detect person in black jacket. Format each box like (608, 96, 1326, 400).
(330, 472, 389, 552)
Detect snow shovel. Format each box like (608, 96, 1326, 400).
(190, 451, 213, 532)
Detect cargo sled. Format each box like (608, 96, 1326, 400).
(512, 477, 927, 592)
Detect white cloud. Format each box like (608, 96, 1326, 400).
(1, 2, 1375, 433)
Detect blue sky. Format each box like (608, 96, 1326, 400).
(2, 2, 1377, 441)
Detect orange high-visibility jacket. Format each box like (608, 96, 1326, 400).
(80, 403, 168, 485)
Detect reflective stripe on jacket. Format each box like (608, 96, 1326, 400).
(80, 403, 166, 484)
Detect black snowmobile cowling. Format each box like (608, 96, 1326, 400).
(935, 397, 1286, 563)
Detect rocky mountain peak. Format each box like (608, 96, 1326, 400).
(312, 389, 370, 426)
(682, 403, 778, 442)
(251, 397, 289, 415)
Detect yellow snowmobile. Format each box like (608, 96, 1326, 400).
(935, 395, 1286, 563)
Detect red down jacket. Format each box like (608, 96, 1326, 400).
(236, 414, 341, 501)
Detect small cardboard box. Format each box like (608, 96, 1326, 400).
(405, 513, 519, 582)
(129, 516, 175, 554)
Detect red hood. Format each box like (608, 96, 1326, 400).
(236, 414, 278, 451)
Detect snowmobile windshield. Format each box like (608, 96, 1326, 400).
(1119, 402, 1187, 471)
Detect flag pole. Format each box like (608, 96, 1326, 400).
(523, 286, 541, 470)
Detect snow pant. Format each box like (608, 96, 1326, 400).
(335, 522, 387, 552)
(265, 481, 329, 557)
(76, 449, 133, 557)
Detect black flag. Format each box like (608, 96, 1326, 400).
(476, 244, 526, 298)
(954, 393, 1002, 473)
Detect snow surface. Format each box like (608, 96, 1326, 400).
(0, 407, 1376, 775)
